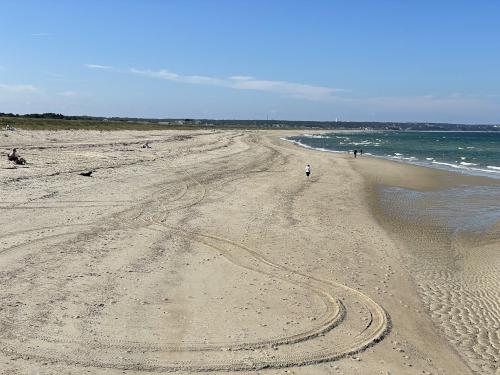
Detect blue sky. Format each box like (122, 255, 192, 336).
(1, 0, 499, 123)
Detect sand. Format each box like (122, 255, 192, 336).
(0, 128, 497, 374)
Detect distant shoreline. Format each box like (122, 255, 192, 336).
(1, 114, 499, 132)
(285, 130, 500, 179)
(350, 144, 500, 374)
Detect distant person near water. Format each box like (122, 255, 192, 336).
(353, 149, 358, 158)
(305, 164, 311, 178)
(360, 149, 363, 156)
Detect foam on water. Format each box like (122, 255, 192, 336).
(280, 138, 346, 154)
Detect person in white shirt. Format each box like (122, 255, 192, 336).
(305, 164, 311, 178)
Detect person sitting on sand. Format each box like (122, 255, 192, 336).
(7, 148, 26, 165)
(8, 148, 18, 162)
(305, 164, 311, 178)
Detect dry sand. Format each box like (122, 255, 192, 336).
(0, 129, 497, 374)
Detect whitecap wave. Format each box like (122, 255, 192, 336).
(432, 161, 463, 169)
(350, 140, 373, 146)
(302, 134, 328, 139)
(281, 138, 345, 153)
(460, 162, 478, 166)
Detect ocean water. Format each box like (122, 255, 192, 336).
(287, 131, 500, 177)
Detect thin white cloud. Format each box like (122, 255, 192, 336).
(0, 84, 39, 93)
(229, 75, 254, 81)
(129, 68, 341, 101)
(31, 32, 54, 37)
(129, 68, 223, 85)
(59, 90, 78, 97)
(85, 64, 113, 70)
(88, 65, 498, 113)
(363, 94, 496, 112)
(231, 79, 338, 100)
(45, 72, 64, 79)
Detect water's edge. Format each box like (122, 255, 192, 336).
(282, 132, 500, 179)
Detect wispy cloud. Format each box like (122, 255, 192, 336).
(84, 64, 498, 113)
(0, 84, 39, 93)
(85, 64, 113, 70)
(229, 77, 339, 101)
(45, 72, 64, 79)
(363, 94, 496, 112)
(229, 75, 254, 81)
(129, 68, 341, 101)
(58, 90, 78, 97)
(31, 32, 54, 37)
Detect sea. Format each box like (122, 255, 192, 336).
(285, 131, 500, 234)
(286, 131, 500, 177)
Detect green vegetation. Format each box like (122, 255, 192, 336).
(0, 116, 203, 131)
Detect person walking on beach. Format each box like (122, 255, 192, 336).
(305, 164, 311, 178)
(360, 149, 363, 156)
(353, 149, 358, 158)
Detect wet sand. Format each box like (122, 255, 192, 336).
(354, 157, 500, 374)
(0, 129, 496, 374)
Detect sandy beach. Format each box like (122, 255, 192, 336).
(1, 129, 498, 374)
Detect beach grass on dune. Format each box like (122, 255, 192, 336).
(0, 117, 302, 131)
(0, 117, 208, 131)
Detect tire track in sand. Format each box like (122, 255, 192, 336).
(0, 133, 389, 372)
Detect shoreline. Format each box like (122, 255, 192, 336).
(283, 131, 500, 179)
(294, 136, 500, 374)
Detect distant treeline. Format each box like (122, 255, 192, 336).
(0, 112, 498, 131)
(0, 112, 98, 120)
(202, 119, 500, 131)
